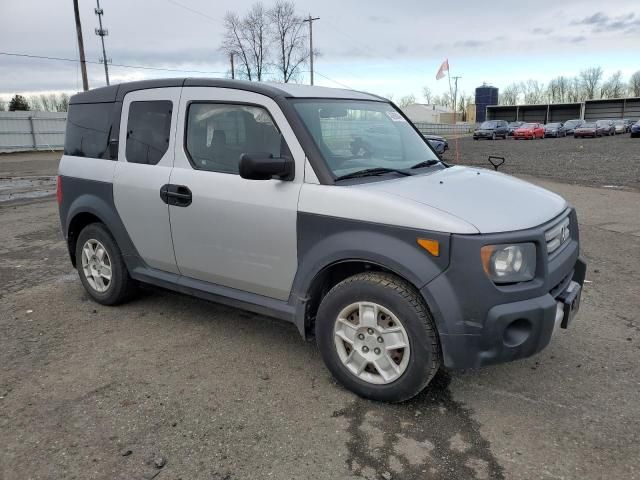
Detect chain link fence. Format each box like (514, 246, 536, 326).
(0, 112, 66, 153)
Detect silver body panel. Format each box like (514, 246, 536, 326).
(355, 166, 568, 233)
(113, 87, 183, 274)
(169, 87, 304, 300)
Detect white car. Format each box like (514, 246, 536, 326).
(58, 79, 586, 402)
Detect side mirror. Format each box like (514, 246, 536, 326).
(239, 152, 294, 181)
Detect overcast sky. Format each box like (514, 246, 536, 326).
(1, 0, 638, 102)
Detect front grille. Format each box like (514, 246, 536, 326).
(545, 212, 571, 255)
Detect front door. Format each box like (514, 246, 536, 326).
(113, 87, 181, 274)
(169, 87, 305, 300)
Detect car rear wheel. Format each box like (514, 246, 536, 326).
(75, 223, 137, 305)
(316, 272, 441, 402)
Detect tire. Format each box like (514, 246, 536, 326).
(315, 272, 441, 403)
(75, 222, 137, 305)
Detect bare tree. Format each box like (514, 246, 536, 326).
(628, 71, 640, 97)
(500, 83, 520, 106)
(267, 1, 308, 83)
(580, 67, 603, 100)
(222, 4, 270, 81)
(398, 94, 416, 108)
(600, 71, 625, 99)
(521, 80, 546, 104)
(566, 77, 583, 102)
(243, 3, 270, 81)
(422, 86, 433, 104)
(56, 93, 70, 112)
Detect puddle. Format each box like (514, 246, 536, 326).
(0, 176, 56, 203)
(334, 371, 504, 479)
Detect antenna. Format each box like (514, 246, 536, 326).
(94, 0, 110, 85)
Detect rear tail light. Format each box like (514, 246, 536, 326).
(56, 175, 62, 205)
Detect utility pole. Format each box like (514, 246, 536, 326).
(452, 76, 462, 123)
(94, 0, 110, 85)
(72, 0, 89, 91)
(229, 52, 235, 79)
(302, 14, 320, 85)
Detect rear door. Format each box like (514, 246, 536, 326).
(169, 87, 305, 300)
(113, 87, 181, 274)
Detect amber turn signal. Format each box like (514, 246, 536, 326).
(417, 238, 440, 257)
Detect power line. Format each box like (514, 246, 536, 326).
(165, 0, 222, 24)
(313, 71, 353, 90)
(0, 52, 226, 75)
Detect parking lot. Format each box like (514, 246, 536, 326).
(1, 137, 639, 479)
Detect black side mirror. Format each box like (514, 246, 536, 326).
(239, 152, 294, 181)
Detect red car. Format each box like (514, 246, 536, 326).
(513, 122, 544, 139)
(574, 122, 598, 138)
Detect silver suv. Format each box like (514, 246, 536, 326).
(58, 79, 586, 402)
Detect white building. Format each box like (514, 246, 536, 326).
(401, 103, 458, 124)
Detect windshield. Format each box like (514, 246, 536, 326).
(582, 123, 596, 128)
(564, 120, 582, 127)
(479, 121, 497, 129)
(522, 123, 537, 128)
(546, 123, 561, 127)
(292, 100, 440, 178)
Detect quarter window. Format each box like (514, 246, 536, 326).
(64, 102, 115, 159)
(125, 101, 172, 165)
(185, 103, 283, 174)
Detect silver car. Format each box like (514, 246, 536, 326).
(58, 79, 586, 402)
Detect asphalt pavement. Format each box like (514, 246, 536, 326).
(1, 150, 639, 480)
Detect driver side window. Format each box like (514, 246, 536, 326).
(185, 103, 283, 174)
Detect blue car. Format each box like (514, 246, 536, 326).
(631, 121, 640, 138)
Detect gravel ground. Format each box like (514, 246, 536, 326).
(1, 151, 639, 480)
(443, 134, 640, 191)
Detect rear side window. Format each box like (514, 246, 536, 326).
(185, 103, 283, 174)
(125, 101, 173, 165)
(64, 103, 114, 159)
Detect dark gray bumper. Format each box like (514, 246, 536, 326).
(421, 209, 586, 369)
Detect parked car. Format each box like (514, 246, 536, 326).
(507, 121, 524, 136)
(574, 122, 599, 138)
(424, 134, 449, 154)
(473, 120, 509, 140)
(562, 119, 585, 135)
(58, 78, 586, 402)
(612, 120, 627, 135)
(631, 121, 640, 138)
(513, 122, 544, 139)
(544, 122, 566, 138)
(623, 119, 635, 133)
(596, 120, 615, 136)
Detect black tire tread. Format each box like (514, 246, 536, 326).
(318, 271, 441, 402)
(75, 222, 136, 305)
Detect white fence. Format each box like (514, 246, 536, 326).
(0, 111, 67, 153)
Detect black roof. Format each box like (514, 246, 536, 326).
(69, 78, 385, 104)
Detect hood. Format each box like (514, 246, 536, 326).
(358, 166, 567, 233)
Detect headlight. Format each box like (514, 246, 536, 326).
(481, 243, 536, 284)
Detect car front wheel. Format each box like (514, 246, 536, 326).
(316, 272, 441, 402)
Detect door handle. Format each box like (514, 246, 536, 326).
(160, 184, 192, 207)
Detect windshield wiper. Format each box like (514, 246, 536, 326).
(335, 167, 412, 181)
(409, 159, 440, 169)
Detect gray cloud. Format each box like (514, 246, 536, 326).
(531, 27, 553, 34)
(368, 15, 393, 24)
(453, 40, 486, 48)
(571, 12, 640, 33)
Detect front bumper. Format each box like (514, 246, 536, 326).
(421, 209, 586, 369)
